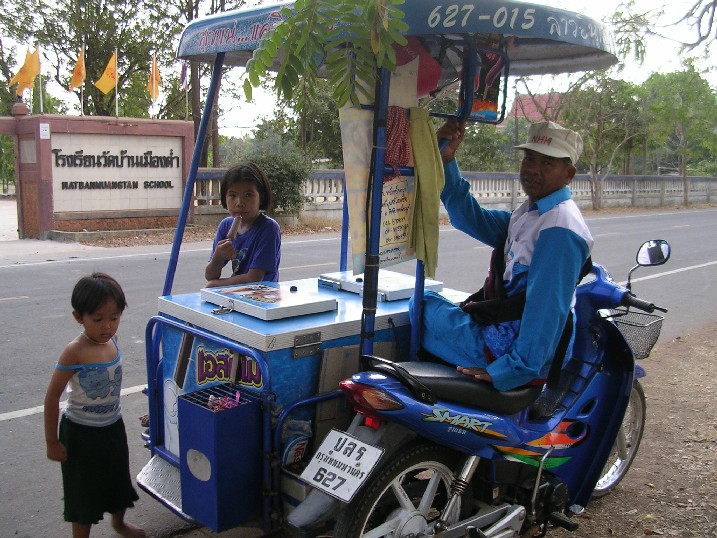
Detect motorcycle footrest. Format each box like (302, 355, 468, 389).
(548, 511, 579, 531)
(465, 526, 488, 537)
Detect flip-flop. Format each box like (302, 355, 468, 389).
(139, 414, 150, 427)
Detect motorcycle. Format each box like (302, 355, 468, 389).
(288, 239, 670, 537)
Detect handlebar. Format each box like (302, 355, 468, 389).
(577, 263, 668, 316)
(620, 292, 668, 314)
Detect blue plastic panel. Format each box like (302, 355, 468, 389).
(177, 0, 616, 75)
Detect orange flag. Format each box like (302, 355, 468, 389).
(147, 54, 161, 102)
(9, 47, 41, 96)
(94, 51, 117, 95)
(69, 46, 86, 91)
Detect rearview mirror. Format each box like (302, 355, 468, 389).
(636, 240, 670, 267)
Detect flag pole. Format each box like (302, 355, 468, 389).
(149, 53, 153, 118)
(37, 47, 44, 114)
(181, 59, 189, 121)
(185, 81, 189, 121)
(38, 72, 44, 114)
(80, 44, 85, 116)
(114, 47, 118, 117)
(153, 53, 157, 118)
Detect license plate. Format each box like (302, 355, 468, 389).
(300, 429, 384, 503)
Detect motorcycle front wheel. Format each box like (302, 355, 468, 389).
(593, 380, 646, 497)
(333, 442, 461, 538)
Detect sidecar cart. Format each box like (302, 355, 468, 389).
(136, 0, 616, 533)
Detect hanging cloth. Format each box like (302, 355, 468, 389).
(407, 107, 444, 278)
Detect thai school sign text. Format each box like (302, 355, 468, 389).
(51, 133, 183, 213)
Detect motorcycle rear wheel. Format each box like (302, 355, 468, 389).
(333, 442, 460, 538)
(593, 380, 646, 497)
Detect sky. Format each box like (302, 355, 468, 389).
(540, 0, 711, 82)
(218, 0, 714, 137)
(7, 0, 713, 137)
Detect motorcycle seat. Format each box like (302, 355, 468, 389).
(376, 361, 543, 415)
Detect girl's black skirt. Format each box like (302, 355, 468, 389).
(59, 415, 139, 524)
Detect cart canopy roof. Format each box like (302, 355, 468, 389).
(177, 0, 617, 76)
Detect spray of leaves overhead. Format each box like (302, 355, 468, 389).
(243, 0, 408, 111)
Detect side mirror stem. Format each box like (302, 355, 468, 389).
(626, 263, 639, 292)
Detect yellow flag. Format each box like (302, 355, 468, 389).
(9, 47, 41, 96)
(69, 46, 86, 91)
(147, 54, 161, 102)
(94, 51, 117, 95)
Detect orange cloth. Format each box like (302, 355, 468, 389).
(94, 52, 117, 95)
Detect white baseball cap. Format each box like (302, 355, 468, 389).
(514, 121, 583, 164)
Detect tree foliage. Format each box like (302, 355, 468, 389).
(560, 74, 645, 208)
(0, 135, 13, 190)
(611, 0, 717, 57)
(0, 0, 186, 116)
(452, 124, 513, 172)
(268, 78, 343, 166)
(243, 0, 408, 112)
(224, 129, 311, 214)
(0, 39, 18, 116)
(641, 63, 717, 201)
(608, 1, 650, 65)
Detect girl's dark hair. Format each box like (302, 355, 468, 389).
(219, 162, 273, 211)
(71, 272, 127, 316)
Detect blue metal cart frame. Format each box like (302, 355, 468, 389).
(139, 0, 616, 533)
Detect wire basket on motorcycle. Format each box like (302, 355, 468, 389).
(602, 307, 664, 359)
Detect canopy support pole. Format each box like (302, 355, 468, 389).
(360, 67, 392, 360)
(163, 53, 225, 296)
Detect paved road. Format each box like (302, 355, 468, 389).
(1, 198, 716, 537)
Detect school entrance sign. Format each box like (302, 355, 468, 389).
(0, 108, 193, 239)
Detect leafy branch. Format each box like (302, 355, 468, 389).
(243, 0, 408, 110)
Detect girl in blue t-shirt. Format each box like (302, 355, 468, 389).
(205, 162, 281, 287)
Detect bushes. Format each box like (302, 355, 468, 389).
(230, 131, 310, 215)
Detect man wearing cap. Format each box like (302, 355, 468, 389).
(413, 119, 593, 391)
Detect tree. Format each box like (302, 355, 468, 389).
(0, 39, 19, 116)
(264, 79, 343, 166)
(610, 1, 716, 62)
(0, 0, 186, 116)
(642, 64, 717, 203)
(0, 136, 13, 193)
(560, 74, 645, 209)
(225, 129, 311, 215)
(243, 0, 408, 116)
(608, 1, 650, 65)
(675, 0, 717, 51)
(449, 123, 513, 172)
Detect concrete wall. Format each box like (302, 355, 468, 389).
(192, 168, 717, 227)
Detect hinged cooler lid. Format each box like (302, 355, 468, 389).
(158, 279, 471, 353)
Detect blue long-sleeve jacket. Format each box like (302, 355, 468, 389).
(442, 160, 593, 390)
